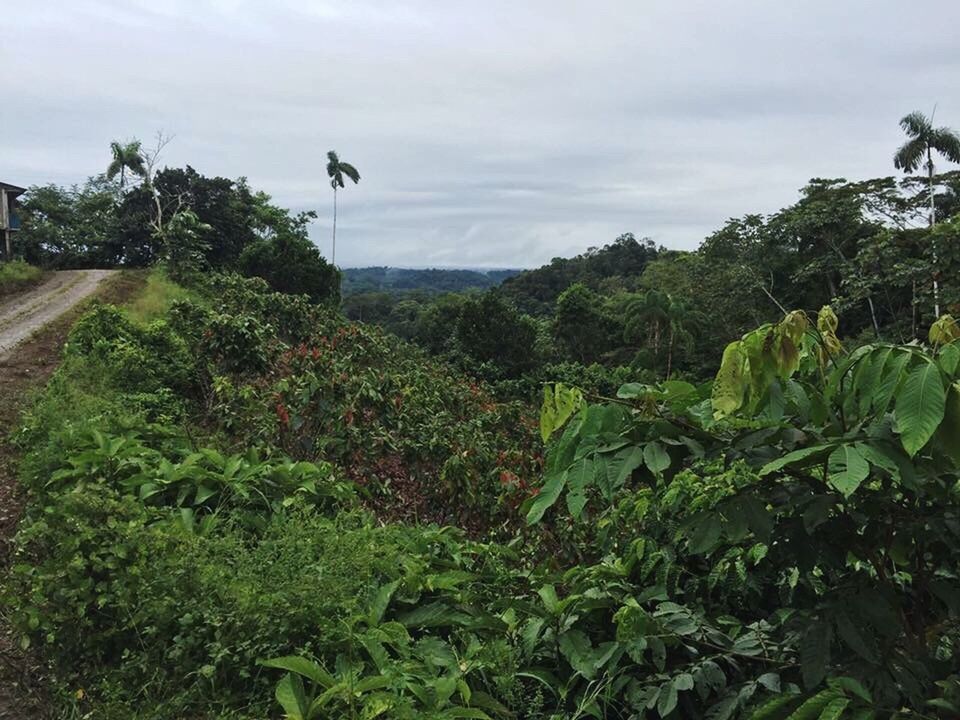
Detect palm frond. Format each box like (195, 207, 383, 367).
(126, 152, 147, 176)
(899, 111, 931, 139)
(931, 127, 960, 165)
(326, 150, 339, 178)
(894, 138, 926, 172)
(106, 159, 123, 180)
(338, 162, 360, 184)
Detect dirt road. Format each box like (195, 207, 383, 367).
(0, 270, 114, 357)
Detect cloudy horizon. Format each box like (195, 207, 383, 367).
(2, 1, 958, 268)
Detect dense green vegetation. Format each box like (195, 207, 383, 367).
(14, 162, 341, 304)
(358, 172, 960, 397)
(8, 267, 960, 719)
(4, 116, 960, 719)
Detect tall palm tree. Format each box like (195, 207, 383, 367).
(106, 140, 147, 189)
(325, 150, 360, 265)
(624, 290, 700, 377)
(894, 110, 960, 316)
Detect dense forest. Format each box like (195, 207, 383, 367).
(340, 267, 520, 325)
(2, 111, 960, 720)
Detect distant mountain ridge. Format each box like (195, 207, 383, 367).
(342, 266, 522, 296)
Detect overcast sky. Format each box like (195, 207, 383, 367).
(2, 1, 958, 268)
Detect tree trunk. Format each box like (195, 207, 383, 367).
(826, 273, 838, 299)
(912, 279, 918, 340)
(666, 327, 675, 379)
(332, 186, 338, 265)
(867, 296, 881, 339)
(929, 147, 940, 317)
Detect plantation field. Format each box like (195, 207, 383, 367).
(2, 269, 959, 719)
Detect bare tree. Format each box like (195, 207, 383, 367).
(142, 132, 182, 240)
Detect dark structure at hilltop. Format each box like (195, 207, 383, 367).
(0, 181, 25, 259)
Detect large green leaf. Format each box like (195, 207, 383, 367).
(657, 679, 678, 717)
(938, 342, 960, 377)
(275, 673, 309, 720)
(526, 468, 568, 525)
(935, 382, 960, 465)
(596, 445, 644, 500)
(780, 689, 842, 720)
(853, 347, 890, 419)
(565, 457, 594, 518)
(540, 384, 583, 442)
(643, 441, 671, 476)
(853, 442, 901, 483)
(712, 341, 748, 418)
(558, 629, 597, 679)
(827, 445, 869, 497)
(367, 581, 400, 627)
(818, 698, 850, 720)
(261, 657, 334, 687)
(746, 695, 798, 720)
(759, 444, 834, 476)
(800, 621, 832, 689)
(873, 350, 910, 415)
(895, 361, 947, 456)
(834, 611, 878, 663)
(687, 513, 722, 554)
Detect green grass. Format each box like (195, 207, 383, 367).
(0, 259, 43, 295)
(127, 269, 200, 323)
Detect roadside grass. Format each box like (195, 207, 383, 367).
(126, 269, 200, 323)
(0, 260, 43, 296)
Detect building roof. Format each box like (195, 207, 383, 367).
(0, 181, 26, 196)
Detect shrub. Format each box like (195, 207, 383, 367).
(65, 304, 196, 394)
(4, 491, 492, 716)
(0, 259, 42, 294)
(238, 233, 341, 306)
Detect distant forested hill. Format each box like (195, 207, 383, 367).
(500, 233, 661, 314)
(342, 266, 520, 296)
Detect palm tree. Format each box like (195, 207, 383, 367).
(624, 290, 700, 377)
(106, 140, 147, 189)
(325, 150, 360, 265)
(624, 290, 670, 356)
(894, 110, 960, 316)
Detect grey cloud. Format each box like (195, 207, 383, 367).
(2, 0, 959, 268)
